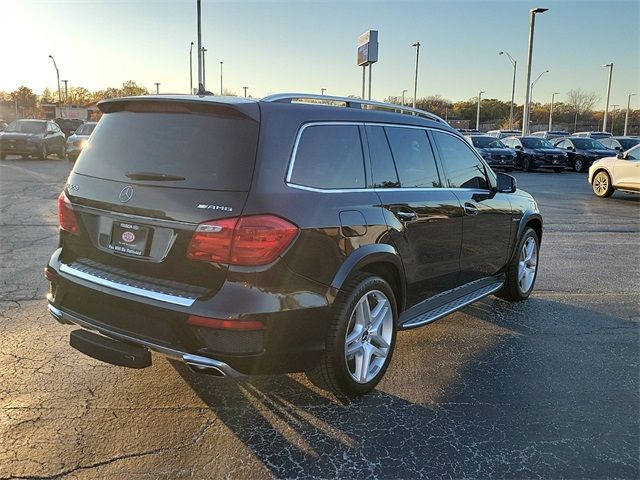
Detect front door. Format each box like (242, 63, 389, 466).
(431, 130, 513, 284)
(614, 146, 640, 190)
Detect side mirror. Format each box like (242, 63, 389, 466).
(497, 172, 517, 193)
(617, 152, 625, 159)
(515, 145, 523, 150)
(70, 130, 76, 135)
(614, 146, 622, 151)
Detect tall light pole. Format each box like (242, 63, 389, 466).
(220, 61, 223, 95)
(201, 47, 207, 89)
(189, 41, 194, 94)
(401, 89, 408, 106)
(411, 42, 420, 109)
(548, 92, 559, 131)
(499, 51, 517, 130)
(522, 7, 548, 135)
(48, 55, 62, 117)
(602, 63, 614, 132)
(243, 86, 248, 97)
(624, 93, 636, 136)
(476, 90, 485, 130)
(196, 0, 202, 91)
(530, 69, 549, 106)
(61, 79, 69, 117)
(610, 104, 619, 134)
(321, 88, 326, 95)
(154, 83, 160, 94)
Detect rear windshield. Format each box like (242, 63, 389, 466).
(73, 108, 258, 191)
(571, 138, 606, 149)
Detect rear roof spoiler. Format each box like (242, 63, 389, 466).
(97, 95, 260, 122)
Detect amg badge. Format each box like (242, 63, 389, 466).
(197, 204, 233, 212)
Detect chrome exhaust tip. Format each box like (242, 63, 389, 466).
(182, 353, 244, 379)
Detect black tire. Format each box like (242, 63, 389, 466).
(522, 155, 534, 172)
(305, 273, 397, 397)
(57, 143, 66, 159)
(496, 227, 539, 302)
(553, 168, 563, 173)
(573, 156, 586, 173)
(592, 170, 614, 198)
(38, 143, 48, 160)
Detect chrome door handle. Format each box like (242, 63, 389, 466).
(464, 203, 478, 215)
(396, 210, 417, 221)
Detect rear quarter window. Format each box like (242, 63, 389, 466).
(289, 124, 365, 189)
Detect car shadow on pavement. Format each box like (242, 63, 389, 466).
(172, 296, 639, 479)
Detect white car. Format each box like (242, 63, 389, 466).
(588, 144, 640, 197)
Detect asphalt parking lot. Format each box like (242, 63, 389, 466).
(0, 157, 638, 479)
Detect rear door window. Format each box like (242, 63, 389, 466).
(365, 126, 399, 188)
(433, 131, 489, 189)
(290, 124, 365, 189)
(73, 105, 259, 191)
(384, 127, 441, 188)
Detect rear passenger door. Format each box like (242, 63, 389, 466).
(365, 125, 463, 306)
(431, 130, 513, 284)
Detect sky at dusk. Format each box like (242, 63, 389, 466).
(2, 0, 638, 109)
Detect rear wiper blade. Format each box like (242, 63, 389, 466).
(125, 171, 186, 181)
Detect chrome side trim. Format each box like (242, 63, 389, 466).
(70, 203, 197, 229)
(59, 263, 196, 307)
(285, 121, 495, 194)
(47, 303, 245, 379)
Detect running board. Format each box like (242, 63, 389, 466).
(399, 276, 505, 330)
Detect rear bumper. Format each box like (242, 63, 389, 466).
(48, 303, 245, 378)
(46, 248, 331, 374)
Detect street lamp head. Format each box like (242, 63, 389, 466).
(531, 7, 548, 13)
(411, 42, 420, 47)
(602, 63, 613, 67)
(499, 51, 504, 55)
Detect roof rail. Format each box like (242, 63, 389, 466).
(261, 93, 448, 125)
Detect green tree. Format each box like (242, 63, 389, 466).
(40, 87, 55, 104)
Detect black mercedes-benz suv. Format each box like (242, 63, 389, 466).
(46, 93, 542, 396)
(502, 136, 568, 172)
(552, 137, 616, 172)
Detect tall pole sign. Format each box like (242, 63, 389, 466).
(357, 30, 378, 100)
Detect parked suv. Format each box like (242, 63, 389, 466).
(502, 136, 568, 172)
(0, 119, 66, 159)
(464, 134, 516, 171)
(552, 137, 616, 172)
(45, 94, 542, 396)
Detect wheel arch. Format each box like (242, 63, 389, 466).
(330, 244, 406, 312)
(590, 166, 612, 185)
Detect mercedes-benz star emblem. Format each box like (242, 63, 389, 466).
(119, 185, 134, 203)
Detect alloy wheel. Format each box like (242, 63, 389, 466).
(344, 290, 394, 384)
(593, 172, 609, 196)
(518, 237, 538, 294)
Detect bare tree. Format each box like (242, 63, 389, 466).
(566, 89, 598, 131)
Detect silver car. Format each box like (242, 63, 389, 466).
(66, 122, 97, 161)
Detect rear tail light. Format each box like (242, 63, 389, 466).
(187, 315, 264, 330)
(187, 215, 298, 266)
(57, 191, 79, 235)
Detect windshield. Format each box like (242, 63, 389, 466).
(73, 108, 259, 191)
(619, 138, 640, 150)
(471, 137, 507, 148)
(571, 138, 606, 149)
(5, 120, 46, 134)
(522, 138, 554, 149)
(75, 123, 96, 136)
